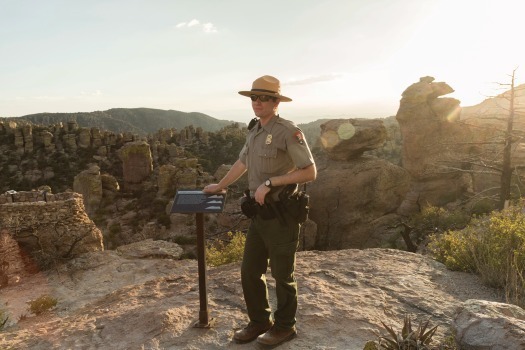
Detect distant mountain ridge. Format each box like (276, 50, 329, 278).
(460, 83, 525, 120)
(4, 108, 238, 134)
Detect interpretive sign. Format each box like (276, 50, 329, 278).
(169, 189, 227, 328)
(171, 190, 226, 214)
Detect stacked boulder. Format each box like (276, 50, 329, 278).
(395, 76, 474, 214)
(308, 118, 410, 249)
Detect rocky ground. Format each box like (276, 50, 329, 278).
(0, 246, 503, 350)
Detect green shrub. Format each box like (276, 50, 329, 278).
(157, 213, 171, 228)
(180, 251, 197, 260)
(429, 204, 525, 307)
(27, 295, 58, 315)
(470, 198, 497, 216)
(411, 206, 470, 235)
(172, 235, 197, 245)
(206, 231, 246, 267)
(396, 206, 471, 252)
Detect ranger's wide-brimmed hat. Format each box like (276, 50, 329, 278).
(238, 75, 292, 102)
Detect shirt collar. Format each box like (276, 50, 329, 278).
(259, 114, 279, 133)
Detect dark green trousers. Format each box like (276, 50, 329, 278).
(241, 210, 299, 330)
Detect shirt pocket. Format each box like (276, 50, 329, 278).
(258, 147, 278, 174)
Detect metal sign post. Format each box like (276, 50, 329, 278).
(171, 190, 227, 328)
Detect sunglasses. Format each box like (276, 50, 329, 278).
(250, 95, 275, 102)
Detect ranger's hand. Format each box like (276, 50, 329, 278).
(254, 182, 271, 205)
(203, 184, 222, 193)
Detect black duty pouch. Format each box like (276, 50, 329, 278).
(240, 190, 258, 219)
(279, 184, 310, 224)
(240, 189, 278, 220)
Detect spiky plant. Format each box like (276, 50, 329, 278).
(378, 315, 437, 349)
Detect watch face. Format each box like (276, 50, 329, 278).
(265, 179, 271, 187)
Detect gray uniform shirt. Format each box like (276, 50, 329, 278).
(239, 115, 314, 196)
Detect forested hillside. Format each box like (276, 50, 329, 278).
(3, 108, 238, 135)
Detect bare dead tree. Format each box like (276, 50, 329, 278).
(436, 68, 525, 210)
(389, 222, 418, 253)
(500, 68, 518, 209)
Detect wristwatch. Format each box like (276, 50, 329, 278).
(264, 178, 273, 188)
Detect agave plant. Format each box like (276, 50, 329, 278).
(364, 314, 459, 350)
(371, 314, 438, 350)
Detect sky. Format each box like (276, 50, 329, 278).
(1, 0, 524, 124)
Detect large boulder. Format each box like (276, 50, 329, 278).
(319, 119, 387, 160)
(91, 128, 103, 147)
(116, 239, 183, 259)
(157, 165, 177, 197)
(40, 130, 55, 152)
(309, 156, 410, 249)
(119, 141, 153, 184)
(214, 164, 231, 180)
(100, 173, 120, 201)
(63, 133, 78, 152)
(453, 299, 525, 350)
(73, 165, 103, 215)
(78, 127, 91, 148)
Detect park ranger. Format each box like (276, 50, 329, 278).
(203, 75, 317, 346)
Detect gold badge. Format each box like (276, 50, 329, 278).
(265, 134, 273, 145)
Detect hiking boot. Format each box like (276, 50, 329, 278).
(233, 320, 273, 344)
(256, 325, 297, 346)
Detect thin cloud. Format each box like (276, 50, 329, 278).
(203, 23, 217, 33)
(285, 74, 343, 86)
(187, 19, 200, 27)
(175, 19, 217, 33)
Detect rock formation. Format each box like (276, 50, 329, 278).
(73, 165, 103, 215)
(0, 191, 103, 269)
(119, 141, 153, 184)
(309, 119, 410, 249)
(0, 120, 210, 196)
(320, 118, 387, 160)
(157, 165, 178, 197)
(454, 299, 525, 349)
(100, 173, 120, 201)
(395, 76, 473, 214)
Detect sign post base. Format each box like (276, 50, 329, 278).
(193, 317, 216, 329)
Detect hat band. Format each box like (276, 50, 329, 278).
(251, 88, 278, 94)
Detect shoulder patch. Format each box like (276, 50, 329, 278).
(294, 130, 305, 145)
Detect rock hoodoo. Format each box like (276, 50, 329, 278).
(395, 76, 472, 214)
(73, 165, 103, 215)
(119, 141, 153, 184)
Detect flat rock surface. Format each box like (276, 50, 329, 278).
(0, 248, 502, 349)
